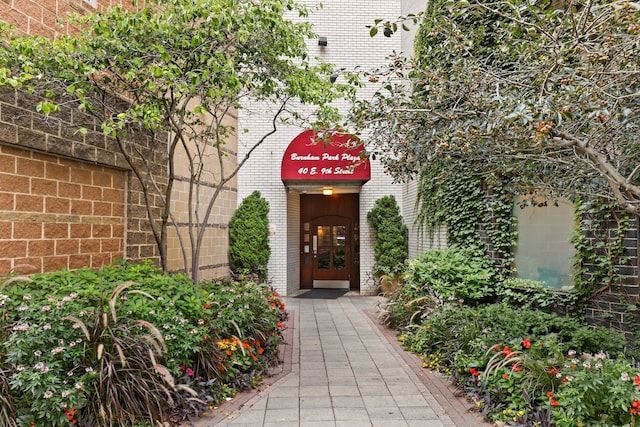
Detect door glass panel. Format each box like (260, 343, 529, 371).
(333, 226, 346, 270)
(317, 226, 331, 270)
(316, 225, 347, 271)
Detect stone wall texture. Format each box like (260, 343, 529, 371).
(0, 143, 125, 274)
(1, 0, 236, 280)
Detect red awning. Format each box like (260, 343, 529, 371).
(281, 130, 370, 183)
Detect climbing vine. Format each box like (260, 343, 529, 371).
(572, 199, 631, 298)
(415, 160, 517, 276)
(571, 199, 636, 333)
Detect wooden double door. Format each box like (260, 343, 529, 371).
(300, 194, 359, 290)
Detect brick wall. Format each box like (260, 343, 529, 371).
(581, 215, 640, 343)
(0, 144, 125, 275)
(1, 1, 236, 281)
(0, 0, 141, 37)
(0, 85, 167, 276)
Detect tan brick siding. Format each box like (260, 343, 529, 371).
(1, 0, 143, 37)
(0, 144, 125, 275)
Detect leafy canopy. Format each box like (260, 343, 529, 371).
(353, 0, 640, 214)
(0, 0, 356, 279)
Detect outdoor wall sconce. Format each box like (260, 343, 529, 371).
(318, 36, 328, 46)
(322, 187, 333, 196)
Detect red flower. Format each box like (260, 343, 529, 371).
(634, 376, 640, 386)
(278, 322, 284, 329)
(502, 346, 513, 358)
(631, 400, 640, 414)
(550, 399, 559, 407)
(547, 366, 560, 376)
(469, 367, 480, 377)
(512, 363, 523, 372)
(545, 391, 555, 398)
(522, 338, 532, 349)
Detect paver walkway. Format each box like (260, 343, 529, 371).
(194, 293, 488, 427)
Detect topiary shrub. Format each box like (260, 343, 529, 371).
(228, 191, 271, 280)
(367, 195, 408, 278)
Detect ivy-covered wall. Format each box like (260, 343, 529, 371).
(575, 207, 640, 343)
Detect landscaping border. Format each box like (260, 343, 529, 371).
(364, 309, 493, 426)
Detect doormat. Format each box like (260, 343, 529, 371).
(294, 289, 348, 299)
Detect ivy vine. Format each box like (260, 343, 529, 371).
(415, 160, 517, 275)
(571, 198, 636, 336)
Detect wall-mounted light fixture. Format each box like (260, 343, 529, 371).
(322, 187, 333, 196)
(318, 36, 328, 47)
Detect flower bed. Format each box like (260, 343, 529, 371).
(391, 300, 639, 427)
(0, 261, 286, 427)
(381, 247, 639, 427)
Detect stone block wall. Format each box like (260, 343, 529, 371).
(1, 1, 236, 281)
(0, 86, 167, 276)
(0, 144, 125, 274)
(0, 0, 142, 37)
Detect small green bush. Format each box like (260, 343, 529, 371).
(228, 191, 271, 279)
(367, 195, 408, 277)
(406, 247, 494, 300)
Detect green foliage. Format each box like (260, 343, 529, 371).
(416, 164, 517, 269)
(404, 247, 494, 302)
(367, 195, 408, 277)
(229, 191, 271, 279)
(0, 262, 286, 426)
(394, 300, 630, 425)
(572, 199, 632, 301)
(496, 277, 575, 313)
(356, 0, 640, 216)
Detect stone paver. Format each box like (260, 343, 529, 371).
(194, 294, 488, 427)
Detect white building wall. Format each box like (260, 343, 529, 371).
(286, 190, 301, 295)
(237, 0, 405, 295)
(396, 0, 451, 258)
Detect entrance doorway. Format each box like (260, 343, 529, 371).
(300, 194, 359, 290)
